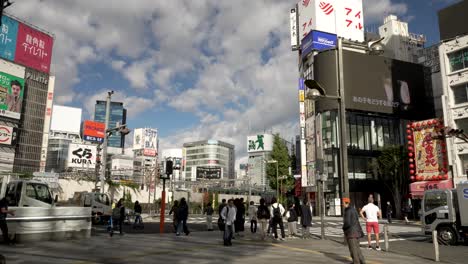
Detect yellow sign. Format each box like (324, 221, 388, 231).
(299, 90, 305, 102)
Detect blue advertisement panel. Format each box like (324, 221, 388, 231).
(301, 30, 337, 59)
(0, 15, 19, 61)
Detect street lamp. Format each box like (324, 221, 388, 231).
(304, 37, 385, 208)
(264, 159, 279, 199)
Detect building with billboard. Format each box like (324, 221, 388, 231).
(0, 13, 55, 173)
(247, 134, 274, 190)
(438, 0, 468, 187)
(183, 140, 235, 182)
(94, 100, 126, 148)
(45, 105, 82, 172)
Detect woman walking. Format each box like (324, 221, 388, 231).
(286, 203, 298, 237)
(256, 198, 270, 240)
(203, 202, 214, 231)
(300, 198, 313, 239)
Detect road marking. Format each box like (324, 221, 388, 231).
(359, 237, 428, 245)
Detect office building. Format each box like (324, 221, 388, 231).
(183, 140, 235, 182)
(94, 101, 127, 148)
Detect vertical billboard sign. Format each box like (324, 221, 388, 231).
(14, 21, 54, 73)
(67, 143, 97, 169)
(298, 0, 337, 43)
(335, 0, 364, 42)
(133, 128, 158, 157)
(83, 120, 105, 144)
(0, 60, 25, 120)
(0, 15, 19, 61)
(40, 75, 55, 172)
(290, 8, 299, 50)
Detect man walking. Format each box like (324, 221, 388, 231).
(360, 197, 382, 250)
(256, 198, 270, 240)
(269, 197, 286, 241)
(203, 202, 214, 231)
(343, 198, 366, 264)
(0, 196, 15, 245)
(248, 201, 257, 233)
(221, 199, 237, 246)
(177, 198, 190, 236)
(386, 201, 393, 224)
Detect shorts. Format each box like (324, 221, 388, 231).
(366, 222, 379, 233)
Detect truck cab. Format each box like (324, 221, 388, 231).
(422, 183, 468, 245)
(1, 179, 55, 208)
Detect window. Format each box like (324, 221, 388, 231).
(25, 183, 53, 204)
(448, 48, 468, 72)
(460, 154, 468, 175)
(455, 118, 468, 134)
(424, 191, 447, 212)
(452, 83, 468, 104)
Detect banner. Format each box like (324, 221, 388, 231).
(0, 61, 25, 120)
(247, 134, 274, 153)
(83, 120, 105, 144)
(0, 15, 19, 61)
(67, 143, 97, 169)
(133, 128, 158, 156)
(196, 166, 222, 179)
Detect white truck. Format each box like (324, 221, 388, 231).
(0, 175, 92, 242)
(64, 191, 112, 224)
(421, 182, 468, 245)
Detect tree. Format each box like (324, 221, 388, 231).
(266, 134, 294, 201)
(373, 145, 409, 219)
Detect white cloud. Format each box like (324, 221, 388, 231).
(363, 0, 408, 23)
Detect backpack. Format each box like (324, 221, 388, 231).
(257, 205, 270, 219)
(273, 205, 282, 220)
(112, 207, 120, 219)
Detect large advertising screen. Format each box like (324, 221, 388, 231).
(0, 61, 25, 120)
(67, 143, 97, 169)
(196, 166, 222, 179)
(133, 128, 158, 157)
(0, 14, 54, 73)
(83, 120, 105, 144)
(314, 50, 434, 120)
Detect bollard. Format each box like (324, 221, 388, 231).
(384, 224, 389, 251)
(433, 230, 440, 262)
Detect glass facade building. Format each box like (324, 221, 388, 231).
(183, 140, 235, 181)
(94, 101, 127, 148)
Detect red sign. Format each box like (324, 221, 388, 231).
(83, 120, 105, 138)
(143, 149, 156, 157)
(410, 180, 453, 199)
(14, 22, 54, 73)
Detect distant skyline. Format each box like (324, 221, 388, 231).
(6, 0, 462, 164)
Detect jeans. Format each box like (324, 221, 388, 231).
(259, 219, 268, 239)
(0, 220, 9, 243)
(206, 215, 213, 230)
(347, 237, 366, 264)
(224, 224, 234, 245)
(387, 213, 392, 223)
(272, 218, 285, 239)
(177, 219, 189, 235)
(134, 214, 143, 226)
(250, 220, 257, 233)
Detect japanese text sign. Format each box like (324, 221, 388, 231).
(335, 0, 364, 42)
(0, 15, 18, 61)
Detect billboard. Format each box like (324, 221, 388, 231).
(83, 120, 105, 144)
(298, 0, 337, 42)
(334, 0, 364, 42)
(313, 50, 435, 119)
(301, 30, 337, 58)
(133, 128, 158, 156)
(0, 125, 17, 145)
(50, 105, 82, 134)
(196, 166, 222, 179)
(0, 60, 25, 120)
(247, 134, 274, 153)
(290, 8, 299, 50)
(0, 15, 19, 61)
(67, 143, 97, 169)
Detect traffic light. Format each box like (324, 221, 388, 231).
(165, 160, 173, 176)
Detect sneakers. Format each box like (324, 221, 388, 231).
(375, 246, 382, 251)
(367, 246, 373, 250)
(279, 238, 285, 241)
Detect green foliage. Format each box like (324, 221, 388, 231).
(266, 134, 294, 198)
(123, 190, 133, 209)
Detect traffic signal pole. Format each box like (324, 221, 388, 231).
(159, 178, 167, 233)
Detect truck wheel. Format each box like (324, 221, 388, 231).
(437, 226, 457, 245)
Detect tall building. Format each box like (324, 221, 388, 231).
(132, 128, 159, 185)
(45, 105, 82, 172)
(438, 0, 468, 186)
(247, 134, 274, 190)
(183, 140, 235, 182)
(94, 101, 127, 148)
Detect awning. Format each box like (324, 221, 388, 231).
(410, 180, 453, 199)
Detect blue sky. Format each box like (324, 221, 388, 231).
(7, 0, 462, 163)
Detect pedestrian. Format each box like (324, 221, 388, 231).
(221, 199, 237, 246)
(217, 199, 227, 231)
(203, 202, 214, 231)
(256, 198, 270, 240)
(403, 204, 411, 224)
(169, 200, 179, 233)
(386, 201, 392, 224)
(286, 203, 298, 237)
(360, 196, 382, 250)
(218, 199, 227, 216)
(300, 198, 313, 239)
(114, 199, 125, 235)
(133, 200, 143, 228)
(248, 201, 258, 234)
(177, 198, 190, 236)
(0, 196, 15, 245)
(234, 198, 245, 237)
(269, 197, 286, 241)
(343, 198, 366, 264)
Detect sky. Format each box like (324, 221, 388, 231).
(6, 0, 462, 165)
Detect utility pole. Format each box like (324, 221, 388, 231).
(99, 91, 113, 193)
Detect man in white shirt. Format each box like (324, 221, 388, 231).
(269, 197, 286, 241)
(360, 197, 382, 251)
(221, 199, 237, 246)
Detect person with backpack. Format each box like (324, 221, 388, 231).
(301, 198, 313, 239)
(177, 198, 190, 236)
(256, 198, 270, 240)
(248, 201, 258, 234)
(221, 199, 237, 246)
(286, 203, 298, 237)
(269, 197, 285, 241)
(203, 202, 214, 231)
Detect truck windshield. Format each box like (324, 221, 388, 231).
(424, 191, 448, 212)
(25, 183, 53, 204)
